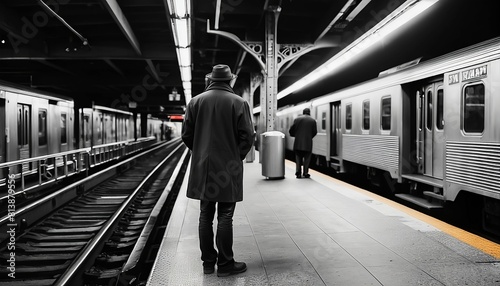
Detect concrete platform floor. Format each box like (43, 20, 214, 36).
(147, 156, 500, 286)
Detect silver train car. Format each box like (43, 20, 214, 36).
(79, 105, 135, 148)
(0, 83, 75, 171)
(276, 37, 500, 234)
(1, 80, 175, 186)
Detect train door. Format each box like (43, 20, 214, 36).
(82, 111, 92, 148)
(93, 112, 103, 146)
(330, 101, 341, 157)
(60, 111, 68, 151)
(416, 81, 444, 178)
(0, 97, 5, 164)
(17, 104, 31, 171)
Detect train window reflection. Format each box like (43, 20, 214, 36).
(463, 83, 484, 133)
(345, 103, 352, 130)
(362, 100, 370, 130)
(61, 112, 67, 144)
(426, 89, 433, 130)
(381, 97, 391, 130)
(436, 89, 444, 130)
(321, 112, 326, 130)
(84, 114, 90, 143)
(18, 107, 22, 145)
(38, 109, 47, 146)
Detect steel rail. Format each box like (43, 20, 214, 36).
(54, 140, 185, 286)
(0, 138, 180, 226)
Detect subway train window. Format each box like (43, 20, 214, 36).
(381, 96, 391, 130)
(84, 114, 90, 143)
(362, 100, 370, 130)
(463, 83, 485, 133)
(321, 111, 326, 130)
(426, 89, 433, 130)
(61, 112, 67, 144)
(98, 114, 103, 142)
(18, 104, 31, 161)
(125, 118, 128, 138)
(345, 103, 352, 130)
(38, 109, 47, 146)
(436, 89, 444, 130)
(17, 107, 22, 145)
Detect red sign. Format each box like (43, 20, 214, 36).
(169, 114, 184, 120)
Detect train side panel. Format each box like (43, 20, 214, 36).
(443, 59, 500, 202)
(5, 91, 48, 162)
(340, 86, 403, 179)
(48, 101, 74, 154)
(80, 108, 93, 148)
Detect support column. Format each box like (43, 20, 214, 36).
(264, 6, 280, 132)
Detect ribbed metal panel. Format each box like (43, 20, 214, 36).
(343, 134, 399, 172)
(446, 141, 500, 193)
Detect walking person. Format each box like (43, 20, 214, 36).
(289, 108, 317, 178)
(181, 64, 255, 277)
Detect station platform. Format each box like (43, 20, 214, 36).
(147, 154, 500, 285)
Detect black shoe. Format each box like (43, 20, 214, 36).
(217, 261, 247, 277)
(303, 174, 310, 178)
(203, 264, 215, 274)
(203, 261, 216, 274)
(295, 172, 301, 179)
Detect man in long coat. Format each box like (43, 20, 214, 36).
(289, 108, 317, 178)
(182, 64, 254, 277)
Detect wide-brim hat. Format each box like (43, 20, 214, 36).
(206, 64, 237, 81)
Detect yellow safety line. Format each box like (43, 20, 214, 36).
(285, 160, 500, 259)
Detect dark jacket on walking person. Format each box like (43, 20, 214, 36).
(289, 108, 317, 178)
(181, 64, 254, 277)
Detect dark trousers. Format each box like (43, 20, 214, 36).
(199, 200, 236, 269)
(295, 150, 312, 175)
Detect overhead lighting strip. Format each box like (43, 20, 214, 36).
(166, 0, 192, 104)
(274, 0, 438, 103)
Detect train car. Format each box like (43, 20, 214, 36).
(277, 37, 500, 234)
(164, 121, 182, 139)
(0, 82, 74, 172)
(79, 105, 134, 148)
(146, 117, 165, 141)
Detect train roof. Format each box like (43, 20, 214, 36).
(308, 37, 500, 107)
(81, 105, 133, 116)
(0, 79, 74, 103)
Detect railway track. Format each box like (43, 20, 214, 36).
(0, 139, 189, 286)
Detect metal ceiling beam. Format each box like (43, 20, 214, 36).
(314, 0, 356, 43)
(35, 59, 79, 77)
(23, 73, 180, 86)
(0, 42, 177, 60)
(102, 0, 142, 56)
(104, 59, 126, 78)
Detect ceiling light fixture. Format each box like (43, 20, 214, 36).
(275, 0, 438, 102)
(166, 0, 192, 104)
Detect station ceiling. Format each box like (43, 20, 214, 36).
(0, 0, 498, 117)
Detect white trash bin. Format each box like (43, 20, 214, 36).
(261, 131, 285, 179)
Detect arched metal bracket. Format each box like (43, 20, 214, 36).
(207, 19, 266, 71)
(277, 41, 338, 70)
(277, 44, 313, 69)
(206, 20, 339, 74)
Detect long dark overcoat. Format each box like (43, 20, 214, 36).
(181, 82, 254, 202)
(289, 114, 317, 152)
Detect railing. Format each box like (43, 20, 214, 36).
(0, 137, 161, 195)
(0, 148, 91, 195)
